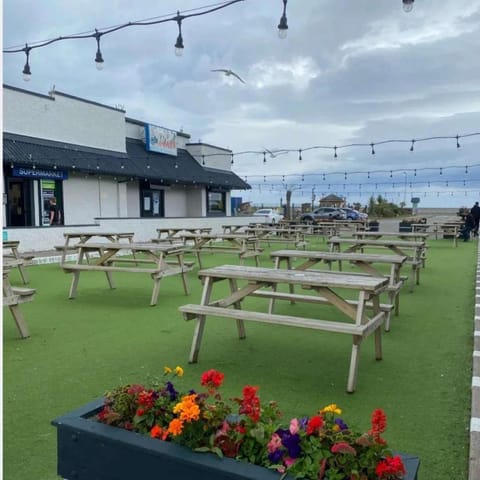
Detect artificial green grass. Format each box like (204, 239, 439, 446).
(3, 238, 476, 479)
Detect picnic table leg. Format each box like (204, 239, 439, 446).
(69, 272, 81, 298)
(8, 304, 30, 338)
(229, 279, 246, 339)
(189, 277, 213, 363)
(347, 336, 362, 393)
(178, 254, 190, 296)
(17, 263, 29, 284)
(150, 278, 161, 306)
(105, 271, 116, 290)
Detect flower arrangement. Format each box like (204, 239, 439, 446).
(97, 367, 406, 480)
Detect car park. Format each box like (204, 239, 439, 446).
(300, 207, 347, 223)
(252, 208, 284, 224)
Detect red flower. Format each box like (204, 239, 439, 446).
(371, 409, 387, 434)
(136, 408, 145, 416)
(306, 415, 323, 435)
(375, 455, 406, 479)
(239, 385, 261, 422)
(200, 369, 225, 391)
(138, 390, 155, 408)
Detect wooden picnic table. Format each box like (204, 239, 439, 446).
(2, 240, 34, 284)
(56, 232, 136, 263)
(179, 264, 389, 393)
(328, 236, 425, 290)
(180, 233, 263, 269)
(61, 242, 193, 306)
(245, 226, 308, 249)
(432, 222, 462, 246)
(3, 259, 36, 338)
(154, 227, 212, 244)
(353, 231, 430, 242)
(269, 249, 407, 329)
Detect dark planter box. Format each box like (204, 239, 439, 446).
(368, 221, 379, 232)
(52, 399, 420, 480)
(399, 222, 413, 233)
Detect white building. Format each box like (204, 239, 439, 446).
(2, 85, 250, 250)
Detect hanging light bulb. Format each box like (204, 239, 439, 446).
(22, 44, 32, 81)
(174, 12, 184, 56)
(298, 149, 302, 162)
(263, 152, 267, 163)
(334, 146, 337, 158)
(456, 135, 461, 148)
(410, 139, 415, 152)
(93, 30, 105, 70)
(402, 0, 414, 13)
(277, 0, 288, 39)
(371, 143, 375, 155)
(231, 154, 234, 165)
(202, 155, 205, 166)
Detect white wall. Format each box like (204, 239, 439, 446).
(4, 215, 259, 254)
(186, 143, 232, 170)
(4, 87, 126, 153)
(165, 187, 188, 216)
(63, 176, 101, 224)
(126, 182, 140, 217)
(186, 188, 204, 216)
(99, 180, 119, 217)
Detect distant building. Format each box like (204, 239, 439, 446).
(3, 84, 249, 228)
(319, 194, 345, 207)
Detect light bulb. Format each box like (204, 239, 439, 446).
(23, 72, 31, 82)
(278, 28, 288, 39)
(174, 46, 184, 57)
(402, 0, 414, 12)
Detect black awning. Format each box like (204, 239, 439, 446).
(3, 133, 250, 190)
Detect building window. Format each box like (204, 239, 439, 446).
(207, 190, 226, 216)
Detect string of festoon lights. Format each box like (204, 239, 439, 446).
(5, 0, 416, 81)
(198, 132, 480, 169)
(3, 0, 290, 81)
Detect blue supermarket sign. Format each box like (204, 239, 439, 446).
(12, 167, 68, 180)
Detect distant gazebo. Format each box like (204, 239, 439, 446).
(319, 194, 345, 208)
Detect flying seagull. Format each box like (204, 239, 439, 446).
(211, 69, 246, 84)
(264, 147, 289, 158)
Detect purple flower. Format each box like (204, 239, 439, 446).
(165, 381, 178, 400)
(276, 428, 301, 458)
(268, 449, 285, 464)
(335, 418, 348, 430)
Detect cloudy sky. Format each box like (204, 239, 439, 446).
(3, 0, 480, 208)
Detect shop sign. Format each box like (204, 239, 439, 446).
(145, 124, 177, 156)
(12, 167, 69, 180)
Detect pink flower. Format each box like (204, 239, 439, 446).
(284, 457, 296, 467)
(267, 433, 282, 453)
(289, 418, 299, 435)
(331, 442, 357, 456)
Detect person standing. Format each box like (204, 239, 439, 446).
(470, 201, 480, 237)
(49, 197, 62, 226)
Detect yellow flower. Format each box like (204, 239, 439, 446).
(320, 404, 342, 415)
(174, 366, 184, 377)
(164, 366, 172, 374)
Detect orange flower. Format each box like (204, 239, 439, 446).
(173, 394, 200, 422)
(168, 418, 184, 436)
(150, 425, 168, 440)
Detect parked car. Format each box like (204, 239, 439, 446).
(341, 208, 368, 221)
(300, 207, 347, 223)
(252, 208, 284, 224)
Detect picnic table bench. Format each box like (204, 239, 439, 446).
(55, 232, 136, 263)
(61, 242, 193, 306)
(3, 240, 35, 284)
(352, 231, 430, 242)
(179, 264, 389, 392)
(180, 233, 263, 269)
(328, 236, 425, 291)
(3, 260, 36, 338)
(270, 249, 407, 329)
